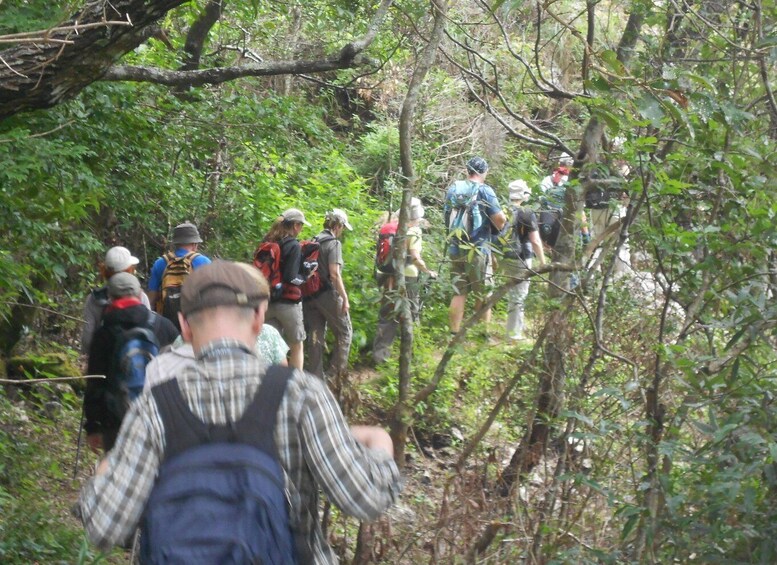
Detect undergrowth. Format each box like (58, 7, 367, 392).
(0, 389, 123, 564)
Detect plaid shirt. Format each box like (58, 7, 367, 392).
(77, 338, 402, 563)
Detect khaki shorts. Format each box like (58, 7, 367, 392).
(265, 302, 305, 343)
(450, 250, 492, 297)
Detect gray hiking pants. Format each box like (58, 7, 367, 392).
(502, 257, 532, 339)
(372, 276, 419, 364)
(303, 289, 352, 379)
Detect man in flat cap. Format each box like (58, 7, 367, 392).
(77, 261, 401, 563)
(147, 222, 212, 330)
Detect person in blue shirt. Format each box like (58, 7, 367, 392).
(146, 222, 212, 329)
(443, 157, 506, 334)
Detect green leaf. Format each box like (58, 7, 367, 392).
(637, 93, 664, 127)
(600, 49, 626, 75)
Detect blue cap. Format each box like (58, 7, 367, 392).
(466, 156, 489, 175)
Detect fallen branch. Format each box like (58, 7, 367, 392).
(0, 375, 105, 385)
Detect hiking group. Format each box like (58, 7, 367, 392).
(75, 153, 628, 562)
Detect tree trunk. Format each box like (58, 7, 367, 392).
(388, 0, 449, 467)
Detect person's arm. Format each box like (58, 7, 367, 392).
(81, 293, 100, 355)
(482, 186, 507, 232)
(408, 245, 436, 278)
(84, 329, 114, 452)
(297, 376, 401, 521)
(329, 262, 349, 314)
(146, 257, 165, 312)
(146, 290, 159, 312)
(490, 210, 507, 232)
(528, 230, 546, 266)
(78, 400, 163, 550)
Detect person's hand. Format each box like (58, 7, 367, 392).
(86, 433, 103, 454)
(428, 270, 438, 279)
(341, 297, 350, 314)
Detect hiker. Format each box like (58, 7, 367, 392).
(144, 311, 290, 390)
(537, 154, 590, 250)
(146, 222, 211, 331)
(373, 198, 437, 364)
(444, 156, 507, 334)
(257, 208, 310, 370)
(303, 208, 354, 380)
(84, 273, 178, 453)
(585, 140, 632, 274)
(499, 180, 546, 341)
(82, 246, 152, 354)
(76, 261, 401, 563)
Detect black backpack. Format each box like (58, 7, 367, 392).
(501, 207, 535, 260)
(140, 366, 296, 564)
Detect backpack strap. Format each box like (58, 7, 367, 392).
(234, 365, 293, 457)
(152, 365, 293, 462)
(163, 251, 200, 272)
(314, 233, 335, 245)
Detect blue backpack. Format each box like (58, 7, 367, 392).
(108, 310, 160, 402)
(139, 365, 296, 565)
(446, 180, 483, 249)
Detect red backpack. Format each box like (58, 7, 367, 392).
(375, 220, 398, 275)
(253, 241, 302, 302)
(299, 235, 334, 299)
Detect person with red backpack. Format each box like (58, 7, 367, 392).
(254, 208, 310, 370)
(373, 198, 437, 364)
(303, 208, 353, 379)
(146, 222, 211, 331)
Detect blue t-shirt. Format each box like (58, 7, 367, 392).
(444, 182, 502, 254)
(147, 249, 212, 291)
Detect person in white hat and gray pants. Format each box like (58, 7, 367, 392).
(501, 180, 546, 341)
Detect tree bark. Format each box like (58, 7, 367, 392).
(181, 0, 223, 72)
(0, 0, 395, 120)
(0, 0, 187, 119)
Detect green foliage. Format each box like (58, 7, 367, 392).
(0, 391, 111, 563)
(0, 1, 76, 37)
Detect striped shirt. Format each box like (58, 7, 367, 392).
(77, 338, 402, 563)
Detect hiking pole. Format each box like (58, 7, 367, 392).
(73, 402, 85, 480)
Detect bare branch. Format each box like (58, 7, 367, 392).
(102, 54, 374, 86)
(0, 0, 189, 119)
(0, 120, 75, 143)
(0, 18, 133, 44)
